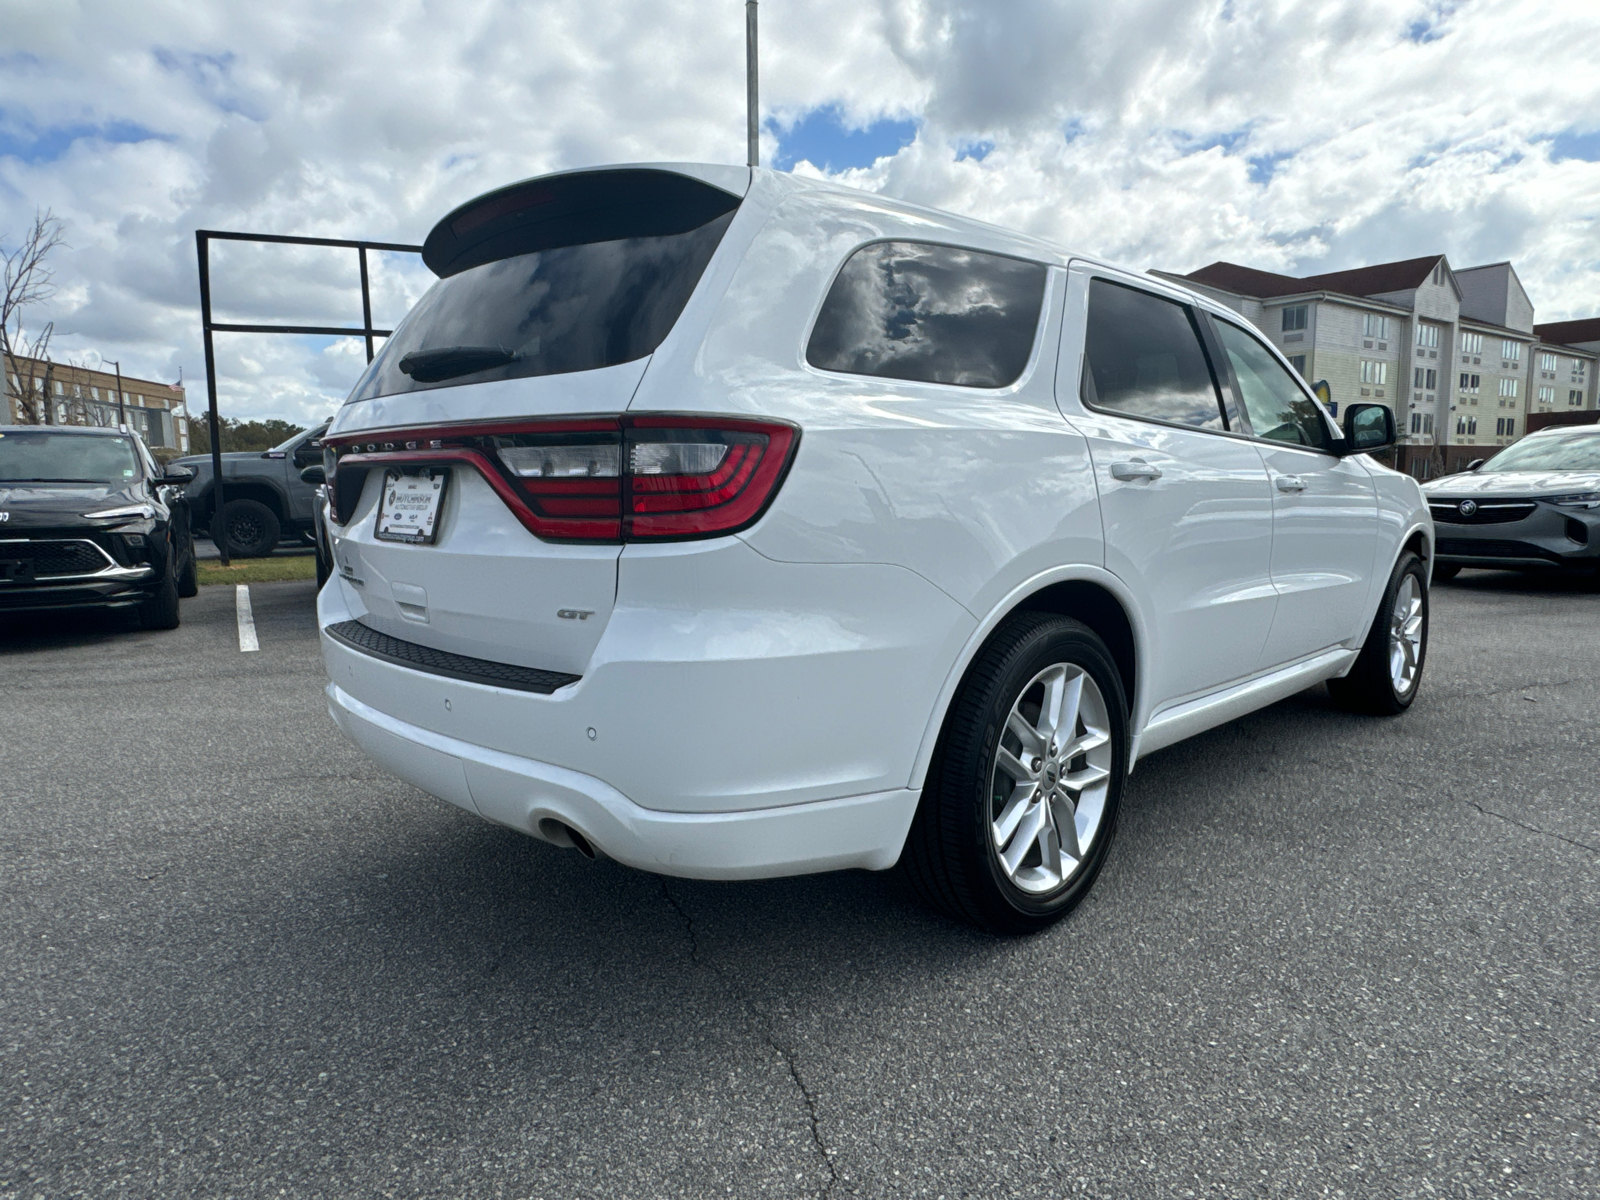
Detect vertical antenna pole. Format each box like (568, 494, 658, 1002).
(358, 245, 375, 363)
(196, 231, 230, 566)
(746, 0, 759, 168)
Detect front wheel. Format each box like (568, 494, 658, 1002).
(139, 572, 181, 631)
(903, 613, 1128, 935)
(1327, 551, 1428, 715)
(220, 499, 280, 558)
(176, 529, 200, 598)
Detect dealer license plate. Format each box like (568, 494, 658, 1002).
(375, 469, 447, 544)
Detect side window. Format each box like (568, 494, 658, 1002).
(1214, 320, 1333, 451)
(806, 241, 1048, 388)
(1080, 279, 1225, 430)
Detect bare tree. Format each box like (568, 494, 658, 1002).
(1, 210, 68, 425)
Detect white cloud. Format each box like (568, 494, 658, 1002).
(2, 0, 1599, 425)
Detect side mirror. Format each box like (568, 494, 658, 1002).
(1338, 403, 1396, 455)
(1465, 458, 1485, 472)
(299, 465, 327, 486)
(161, 465, 197, 486)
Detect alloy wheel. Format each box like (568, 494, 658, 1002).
(988, 663, 1114, 895)
(1388, 574, 1424, 696)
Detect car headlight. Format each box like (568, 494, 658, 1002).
(85, 503, 158, 535)
(86, 502, 156, 521)
(1545, 493, 1600, 509)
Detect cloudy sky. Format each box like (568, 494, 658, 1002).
(3, 0, 1599, 427)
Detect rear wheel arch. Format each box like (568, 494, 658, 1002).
(909, 571, 1144, 792)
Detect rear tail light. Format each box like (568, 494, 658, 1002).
(327, 416, 797, 543)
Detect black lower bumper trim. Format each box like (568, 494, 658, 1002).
(324, 619, 580, 694)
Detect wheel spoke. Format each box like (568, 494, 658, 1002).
(1037, 819, 1063, 880)
(1050, 788, 1082, 861)
(992, 782, 1036, 846)
(1060, 725, 1110, 761)
(1001, 801, 1048, 874)
(995, 745, 1034, 785)
(1063, 761, 1111, 792)
(1006, 710, 1045, 756)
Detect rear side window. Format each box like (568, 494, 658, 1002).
(806, 242, 1048, 388)
(1081, 279, 1225, 430)
(348, 170, 741, 403)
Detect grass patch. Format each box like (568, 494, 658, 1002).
(198, 555, 318, 586)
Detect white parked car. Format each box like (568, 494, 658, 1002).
(318, 164, 1433, 933)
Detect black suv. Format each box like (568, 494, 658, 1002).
(0, 425, 198, 628)
(175, 424, 327, 557)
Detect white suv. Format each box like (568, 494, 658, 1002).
(318, 164, 1433, 933)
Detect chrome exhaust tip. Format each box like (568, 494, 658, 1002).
(538, 818, 598, 860)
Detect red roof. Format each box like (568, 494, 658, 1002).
(1183, 256, 1443, 301)
(1533, 318, 1600, 346)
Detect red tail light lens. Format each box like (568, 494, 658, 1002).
(327, 416, 797, 543)
(624, 417, 796, 539)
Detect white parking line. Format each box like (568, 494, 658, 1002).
(236, 584, 259, 652)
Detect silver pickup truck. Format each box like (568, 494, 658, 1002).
(173, 423, 327, 557)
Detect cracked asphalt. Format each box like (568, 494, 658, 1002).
(1, 572, 1596, 1198)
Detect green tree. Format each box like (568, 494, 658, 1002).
(187, 416, 306, 455)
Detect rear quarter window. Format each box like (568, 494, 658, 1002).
(806, 241, 1048, 388)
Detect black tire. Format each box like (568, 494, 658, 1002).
(903, 613, 1129, 935)
(221, 498, 280, 558)
(176, 529, 200, 598)
(139, 572, 181, 631)
(1432, 562, 1460, 583)
(1327, 551, 1428, 716)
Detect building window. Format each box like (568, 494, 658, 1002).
(1361, 360, 1388, 385)
(1539, 385, 1556, 404)
(1281, 305, 1308, 332)
(1572, 390, 1585, 405)
(1459, 372, 1481, 393)
(1431, 262, 1445, 285)
(1501, 340, 1521, 361)
(1426, 368, 1437, 390)
(1499, 378, 1519, 398)
(1461, 332, 1483, 355)
(1496, 417, 1517, 437)
(1416, 323, 1440, 349)
(1410, 412, 1422, 434)
(1288, 354, 1307, 377)
(1363, 313, 1390, 339)
(1540, 353, 1558, 371)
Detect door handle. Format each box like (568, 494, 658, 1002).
(1275, 474, 1307, 493)
(1110, 460, 1162, 482)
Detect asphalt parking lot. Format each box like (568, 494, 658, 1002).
(2, 574, 1596, 1198)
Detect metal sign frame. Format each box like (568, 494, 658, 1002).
(194, 229, 422, 564)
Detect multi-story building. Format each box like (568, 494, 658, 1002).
(2, 356, 189, 452)
(1152, 257, 1599, 478)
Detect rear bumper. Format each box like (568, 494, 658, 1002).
(327, 681, 918, 879)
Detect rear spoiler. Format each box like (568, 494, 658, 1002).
(422, 166, 746, 278)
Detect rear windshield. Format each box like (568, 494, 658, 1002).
(0, 431, 141, 484)
(1480, 430, 1600, 473)
(347, 212, 735, 403)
